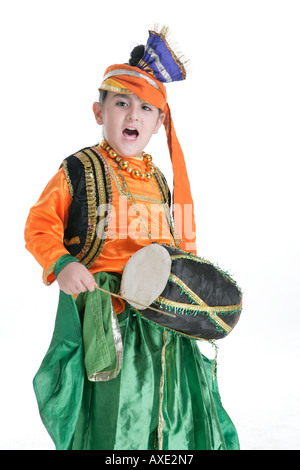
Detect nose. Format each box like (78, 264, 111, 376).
(126, 102, 139, 122)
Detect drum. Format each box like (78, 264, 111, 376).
(120, 244, 242, 340)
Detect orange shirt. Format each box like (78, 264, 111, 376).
(25, 166, 73, 285)
(92, 150, 175, 275)
(25, 147, 175, 286)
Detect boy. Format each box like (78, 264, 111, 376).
(56, 90, 166, 295)
(25, 27, 239, 450)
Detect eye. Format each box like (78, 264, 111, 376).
(142, 104, 152, 112)
(116, 100, 128, 107)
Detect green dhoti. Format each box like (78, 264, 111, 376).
(33, 271, 239, 450)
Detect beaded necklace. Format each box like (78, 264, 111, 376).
(98, 140, 180, 247)
(99, 140, 156, 181)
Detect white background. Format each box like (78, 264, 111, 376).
(0, 0, 299, 450)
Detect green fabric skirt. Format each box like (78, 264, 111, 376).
(73, 273, 239, 450)
(33, 270, 239, 450)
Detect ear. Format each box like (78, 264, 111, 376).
(93, 102, 104, 125)
(153, 112, 166, 134)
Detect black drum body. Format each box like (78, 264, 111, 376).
(134, 244, 242, 340)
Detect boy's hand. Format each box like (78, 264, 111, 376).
(56, 262, 97, 295)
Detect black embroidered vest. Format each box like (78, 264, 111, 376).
(61, 146, 171, 269)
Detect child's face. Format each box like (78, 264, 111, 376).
(93, 92, 165, 158)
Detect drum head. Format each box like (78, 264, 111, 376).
(120, 244, 172, 310)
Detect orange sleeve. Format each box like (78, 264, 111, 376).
(24, 167, 73, 285)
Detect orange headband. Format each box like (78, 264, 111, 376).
(99, 64, 197, 255)
(101, 64, 167, 111)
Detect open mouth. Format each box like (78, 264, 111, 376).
(123, 127, 139, 141)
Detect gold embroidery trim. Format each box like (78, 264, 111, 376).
(64, 236, 80, 246)
(93, 146, 175, 243)
(138, 61, 158, 79)
(100, 82, 132, 94)
(81, 148, 112, 267)
(72, 148, 111, 267)
(170, 254, 210, 263)
(103, 157, 164, 204)
(150, 29, 187, 80)
(156, 294, 235, 334)
(169, 273, 208, 308)
(62, 159, 74, 197)
(103, 158, 125, 195)
(154, 168, 170, 206)
(73, 152, 97, 264)
(157, 271, 241, 334)
(170, 253, 239, 286)
(156, 294, 240, 315)
(156, 296, 233, 334)
(132, 193, 164, 204)
(154, 170, 176, 242)
(158, 330, 168, 450)
(43, 261, 56, 285)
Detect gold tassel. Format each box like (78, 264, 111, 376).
(150, 24, 190, 72)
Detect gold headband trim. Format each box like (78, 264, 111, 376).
(99, 78, 132, 94)
(102, 68, 160, 90)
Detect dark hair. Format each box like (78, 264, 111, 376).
(129, 44, 145, 66)
(98, 89, 107, 104)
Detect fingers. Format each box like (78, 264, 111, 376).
(81, 274, 97, 293)
(56, 262, 98, 295)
